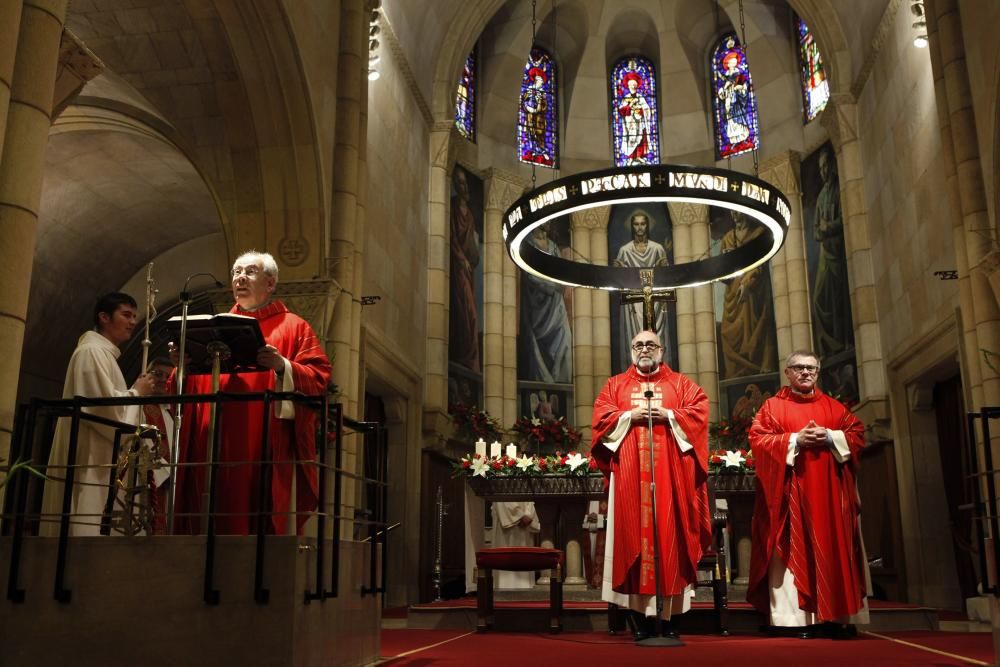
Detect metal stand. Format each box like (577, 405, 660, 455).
(166, 289, 192, 532)
(432, 485, 446, 601)
(636, 388, 683, 648)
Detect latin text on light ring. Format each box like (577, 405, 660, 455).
(502, 165, 791, 292)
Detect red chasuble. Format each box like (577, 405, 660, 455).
(747, 387, 866, 621)
(590, 364, 711, 597)
(174, 300, 331, 536)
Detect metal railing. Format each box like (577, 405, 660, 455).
(966, 407, 1000, 596)
(2, 392, 389, 607)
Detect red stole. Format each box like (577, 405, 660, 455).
(747, 387, 866, 620)
(174, 300, 331, 536)
(591, 364, 711, 596)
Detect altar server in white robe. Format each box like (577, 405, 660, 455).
(491, 501, 541, 589)
(41, 293, 154, 536)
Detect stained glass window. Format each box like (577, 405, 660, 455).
(455, 50, 476, 141)
(796, 15, 830, 122)
(711, 34, 759, 159)
(610, 56, 660, 167)
(517, 47, 558, 168)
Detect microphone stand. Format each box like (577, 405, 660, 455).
(637, 387, 683, 648)
(166, 273, 223, 533)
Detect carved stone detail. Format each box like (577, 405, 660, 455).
(485, 169, 527, 211)
(758, 151, 802, 195)
(571, 205, 611, 230)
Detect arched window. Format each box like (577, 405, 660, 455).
(517, 47, 558, 168)
(610, 56, 660, 166)
(711, 34, 759, 159)
(795, 15, 830, 122)
(455, 50, 476, 141)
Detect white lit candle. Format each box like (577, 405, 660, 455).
(506, 443, 517, 459)
(475, 438, 487, 458)
(490, 441, 502, 459)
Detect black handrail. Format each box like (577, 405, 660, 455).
(3, 391, 389, 608)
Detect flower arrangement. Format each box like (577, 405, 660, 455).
(708, 448, 755, 475)
(453, 449, 597, 479)
(449, 403, 504, 444)
(708, 414, 754, 475)
(510, 416, 583, 455)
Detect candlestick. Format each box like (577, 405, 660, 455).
(506, 443, 517, 459)
(490, 441, 502, 459)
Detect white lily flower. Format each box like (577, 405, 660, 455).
(722, 450, 745, 468)
(516, 455, 534, 471)
(471, 457, 490, 477)
(531, 418, 542, 426)
(566, 452, 586, 471)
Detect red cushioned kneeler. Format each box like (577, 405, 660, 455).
(475, 547, 564, 633)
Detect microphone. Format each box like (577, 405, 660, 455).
(181, 272, 225, 301)
(644, 390, 654, 399)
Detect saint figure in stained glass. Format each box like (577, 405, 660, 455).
(712, 34, 759, 159)
(455, 50, 476, 141)
(796, 16, 830, 122)
(518, 48, 557, 168)
(610, 57, 660, 166)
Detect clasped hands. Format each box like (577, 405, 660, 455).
(629, 405, 670, 422)
(796, 420, 830, 448)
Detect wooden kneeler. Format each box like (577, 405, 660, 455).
(475, 547, 564, 633)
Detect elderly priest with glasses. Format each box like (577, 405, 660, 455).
(173, 251, 331, 536)
(590, 330, 711, 642)
(747, 350, 870, 639)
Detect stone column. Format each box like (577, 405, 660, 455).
(0, 0, 69, 480)
(669, 203, 699, 376)
(484, 170, 524, 422)
(570, 206, 609, 438)
(423, 124, 456, 430)
(759, 151, 809, 369)
(590, 213, 612, 392)
(502, 233, 518, 426)
(689, 207, 719, 418)
(326, 0, 367, 533)
(928, 0, 1000, 411)
(822, 99, 888, 410)
(0, 2, 24, 160)
(570, 216, 594, 438)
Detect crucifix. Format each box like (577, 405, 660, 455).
(621, 268, 675, 331)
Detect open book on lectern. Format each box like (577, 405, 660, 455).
(166, 313, 266, 375)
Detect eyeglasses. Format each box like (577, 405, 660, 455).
(787, 364, 819, 374)
(231, 265, 262, 278)
(632, 342, 661, 352)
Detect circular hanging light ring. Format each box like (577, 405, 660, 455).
(502, 164, 791, 291)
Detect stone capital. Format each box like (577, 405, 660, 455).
(758, 150, 802, 196)
(667, 201, 707, 225)
(570, 205, 611, 230)
(53, 29, 104, 117)
(821, 95, 859, 150)
(485, 168, 527, 211)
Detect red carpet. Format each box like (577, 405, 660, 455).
(381, 629, 994, 665)
(409, 598, 928, 612)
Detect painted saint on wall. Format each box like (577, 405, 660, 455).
(448, 165, 484, 406)
(802, 142, 858, 403)
(711, 209, 778, 378)
(518, 219, 573, 384)
(608, 204, 677, 373)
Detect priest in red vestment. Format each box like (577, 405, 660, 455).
(174, 251, 332, 536)
(747, 350, 869, 639)
(590, 330, 711, 641)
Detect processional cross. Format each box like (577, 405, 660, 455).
(621, 268, 675, 331)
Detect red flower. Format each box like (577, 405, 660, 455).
(589, 457, 598, 470)
(491, 461, 502, 470)
(462, 460, 471, 469)
(711, 455, 723, 464)
(745, 458, 756, 470)
(538, 459, 548, 469)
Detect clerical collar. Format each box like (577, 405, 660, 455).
(232, 299, 287, 321)
(790, 387, 816, 397)
(636, 364, 660, 377)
